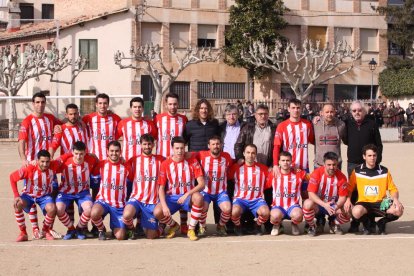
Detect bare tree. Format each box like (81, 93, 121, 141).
(114, 43, 222, 113)
(0, 43, 86, 138)
(241, 39, 363, 100)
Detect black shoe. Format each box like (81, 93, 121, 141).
(234, 226, 243, 236)
(91, 225, 99, 238)
(254, 224, 264, 236)
(377, 218, 387, 235)
(134, 224, 145, 238)
(98, 230, 106, 240)
(348, 220, 360, 234)
(362, 228, 371, 235)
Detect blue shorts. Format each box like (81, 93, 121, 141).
(317, 203, 337, 218)
(52, 175, 59, 191)
(95, 200, 125, 230)
(271, 204, 301, 220)
(233, 198, 267, 218)
(126, 199, 158, 230)
(301, 168, 310, 192)
(165, 194, 192, 214)
(202, 191, 230, 206)
(21, 193, 54, 215)
(56, 190, 92, 210)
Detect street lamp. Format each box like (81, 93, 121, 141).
(369, 58, 377, 103)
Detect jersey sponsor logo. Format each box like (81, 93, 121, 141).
(275, 191, 298, 198)
(240, 184, 260, 192)
(40, 130, 53, 141)
(172, 181, 191, 188)
(102, 180, 124, 190)
(206, 175, 225, 182)
(136, 175, 158, 182)
(127, 136, 141, 145)
(364, 185, 379, 196)
(323, 194, 338, 201)
(288, 143, 308, 150)
(93, 134, 114, 141)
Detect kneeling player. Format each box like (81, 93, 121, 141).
(266, 151, 307, 236)
(348, 144, 404, 235)
(154, 136, 205, 241)
(56, 141, 99, 240)
(122, 134, 164, 239)
(303, 152, 350, 236)
(229, 144, 269, 236)
(10, 150, 61, 241)
(193, 136, 233, 236)
(91, 141, 133, 240)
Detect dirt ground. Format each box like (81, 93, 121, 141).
(1, 142, 413, 275)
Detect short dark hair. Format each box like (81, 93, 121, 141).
(130, 97, 144, 108)
(96, 93, 110, 103)
(323, 152, 339, 162)
(165, 92, 179, 102)
(140, 133, 155, 144)
(208, 135, 222, 144)
(72, 141, 86, 152)
(171, 136, 186, 147)
(289, 98, 302, 107)
(32, 92, 46, 102)
(107, 140, 121, 150)
(362, 144, 378, 155)
(255, 104, 269, 112)
(37, 150, 51, 160)
(279, 151, 292, 160)
(244, 143, 257, 152)
(66, 103, 78, 112)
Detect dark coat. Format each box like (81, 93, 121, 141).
(185, 119, 220, 152)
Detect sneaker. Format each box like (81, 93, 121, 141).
(166, 223, 180, 239)
(16, 232, 28, 242)
(32, 228, 44, 240)
(377, 219, 387, 235)
(316, 224, 324, 234)
(291, 223, 300, 236)
(254, 224, 264, 236)
(187, 229, 199, 241)
(82, 229, 95, 239)
(198, 225, 207, 237)
(303, 223, 310, 234)
(63, 229, 76, 240)
(234, 226, 243, 236)
(76, 229, 86, 240)
(98, 230, 106, 240)
(49, 229, 63, 239)
(216, 225, 227, 236)
(330, 224, 344, 235)
(180, 224, 188, 235)
(308, 226, 316, 237)
(362, 227, 371, 235)
(91, 225, 99, 238)
(126, 229, 135, 240)
(44, 230, 55, 240)
(134, 224, 145, 238)
(270, 225, 282, 236)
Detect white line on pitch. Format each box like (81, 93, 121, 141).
(1, 235, 414, 248)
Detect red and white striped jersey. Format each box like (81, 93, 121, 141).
(265, 170, 307, 208)
(82, 112, 122, 160)
(127, 154, 164, 204)
(96, 160, 133, 208)
(158, 157, 203, 195)
(194, 151, 233, 195)
(18, 113, 62, 161)
(50, 124, 89, 155)
(117, 117, 158, 160)
(59, 154, 99, 195)
(308, 166, 348, 202)
(273, 119, 314, 170)
(155, 113, 187, 158)
(228, 162, 269, 201)
(10, 161, 62, 198)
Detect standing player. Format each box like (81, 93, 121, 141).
(229, 144, 270, 236)
(18, 92, 62, 238)
(49, 104, 88, 157)
(266, 151, 307, 236)
(55, 141, 100, 240)
(10, 150, 61, 241)
(90, 141, 133, 240)
(154, 92, 188, 233)
(153, 136, 205, 241)
(192, 136, 233, 236)
(122, 134, 164, 239)
(117, 97, 157, 161)
(302, 152, 350, 236)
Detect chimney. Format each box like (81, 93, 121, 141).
(7, 0, 21, 32)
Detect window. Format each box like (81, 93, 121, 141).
(308, 26, 327, 47)
(335, 28, 353, 47)
(80, 90, 96, 116)
(388, 41, 404, 56)
(20, 3, 34, 24)
(334, 85, 378, 101)
(141, 75, 156, 102)
(281, 84, 326, 101)
(42, 4, 54, 19)
(360, 29, 378, 51)
(198, 82, 245, 99)
(171, 82, 190, 109)
(79, 39, 98, 70)
(141, 23, 162, 45)
(198, 25, 217, 48)
(170, 24, 190, 48)
(40, 90, 50, 96)
(279, 25, 301, 46)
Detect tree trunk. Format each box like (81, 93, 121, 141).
(7, 98, 16, 138)
(248, 71, 254, 100)
(153, 86, 163, 114)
